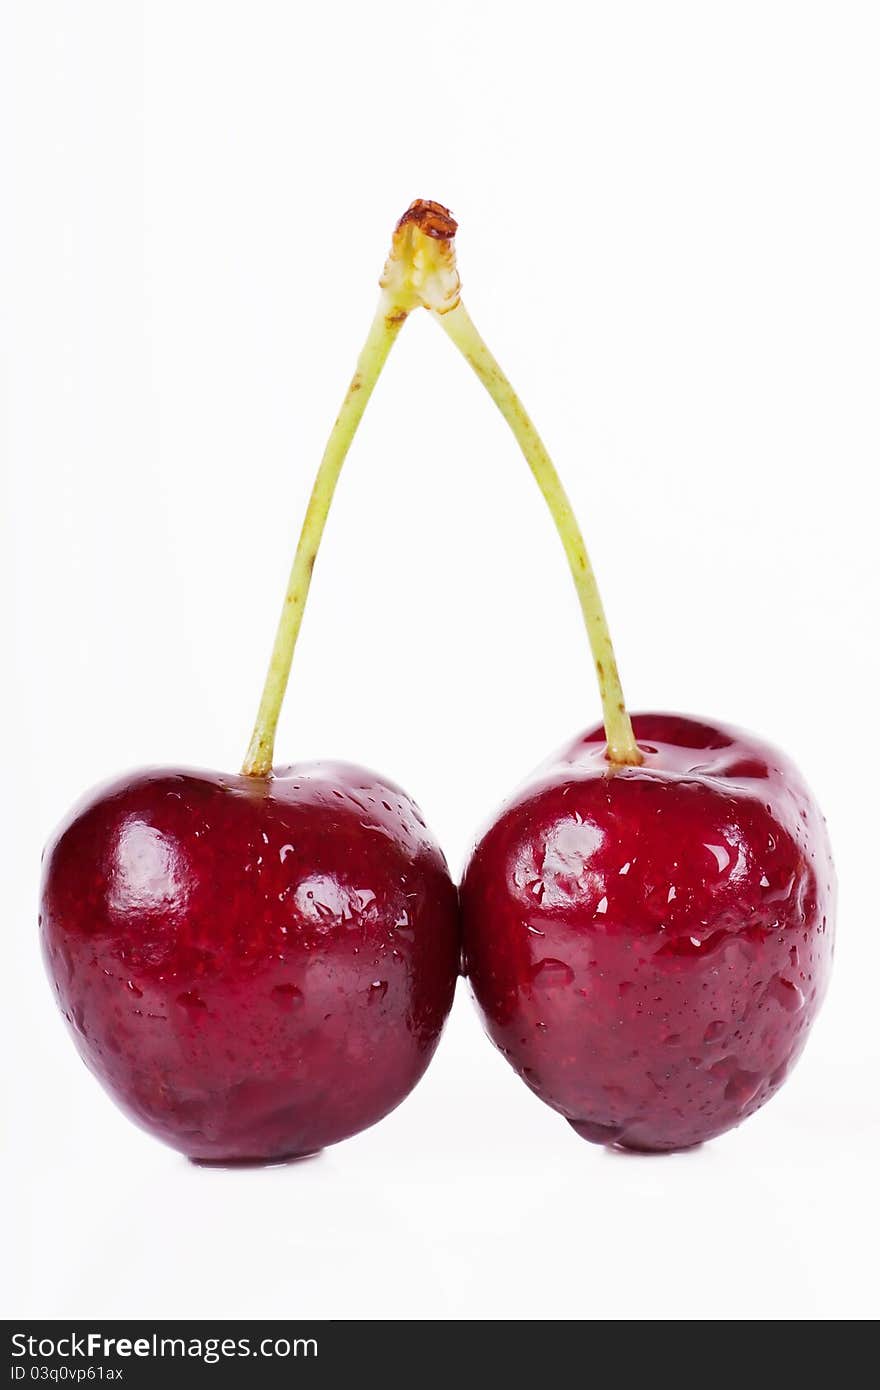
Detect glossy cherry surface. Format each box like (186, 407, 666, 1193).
(41, 762, 459, 1161)
(461, 714, 834, 1151)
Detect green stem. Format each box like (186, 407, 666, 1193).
(242, 296, 408, 777)
(435, 300, 642, 767)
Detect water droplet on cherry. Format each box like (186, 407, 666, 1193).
(531, 958, 574, 987)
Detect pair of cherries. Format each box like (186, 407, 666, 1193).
(41, 204, 835, 1161)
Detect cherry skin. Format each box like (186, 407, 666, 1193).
(461, 714, 835, 1152)
(41, 762, 459, 1162)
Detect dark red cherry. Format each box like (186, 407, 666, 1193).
(41, 762, 459, 1161)
(461, 714, 834, 1152)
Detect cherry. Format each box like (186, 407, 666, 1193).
(416, 209, 836, 1149)
(42, 764, 457, 1161)
(461, 715, 833, 1150)
(40, 204, 460, 1162)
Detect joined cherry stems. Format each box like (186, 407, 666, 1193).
(243, 200, 640, 777)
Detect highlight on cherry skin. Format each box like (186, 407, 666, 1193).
(39, 204, 464, 1163)
(460, 715, 835, 1152)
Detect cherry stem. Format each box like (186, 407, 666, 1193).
(434, 301, 642, 768)
(241, 299, 408, 776)
(241, 201, 462, 778)
(242, 199, 639, 773)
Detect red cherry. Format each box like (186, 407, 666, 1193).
(461, 714, 834, 1151)
(42, 763, 458, 1161)
(423, 214, 836, 1148)
(39, 211, 467, 1160)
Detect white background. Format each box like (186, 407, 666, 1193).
(3, 2, 879, 1321)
